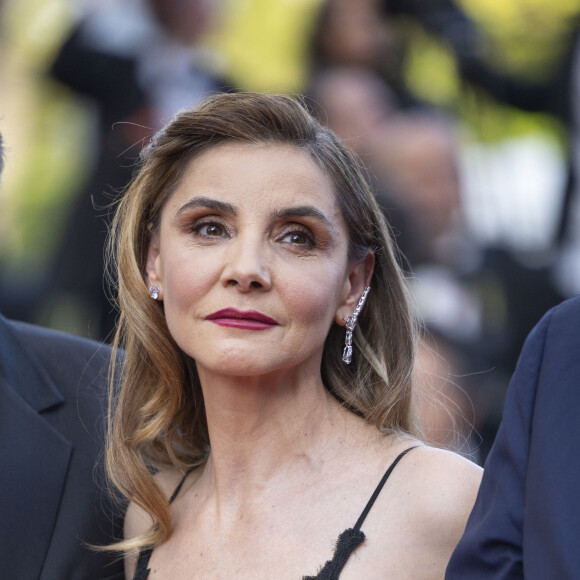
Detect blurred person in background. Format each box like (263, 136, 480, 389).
(0, 130, 124, 579)
(307, 66, 398, 158)
(38, 0, 232, 341)
(308, 0, 498, 110)
(368, 110, 483, 454)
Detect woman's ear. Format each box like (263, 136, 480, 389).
(335, 251, 375, 326)
(146, 232, 162, 297)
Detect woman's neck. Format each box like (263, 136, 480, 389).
(194, 364, 369, 507)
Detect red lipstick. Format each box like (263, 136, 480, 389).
(205, 308, 278, 330)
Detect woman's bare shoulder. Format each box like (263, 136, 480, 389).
(402, 445, 482, 539)
(360, 443, 481, 578)
(407, 444, 482, 479)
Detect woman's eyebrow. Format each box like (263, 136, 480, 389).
(273, 206, 333, 228)
(176, 196, 237, 216)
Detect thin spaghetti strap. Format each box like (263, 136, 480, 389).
(132, 468, 195, 580)
(353, 445, 419, 532)
(302, 445, 421, 579)
(169, 467, 194, 503)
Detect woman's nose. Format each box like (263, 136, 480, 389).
(220, 236, 272, 292)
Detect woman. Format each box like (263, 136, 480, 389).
(106, 92, 481, 579)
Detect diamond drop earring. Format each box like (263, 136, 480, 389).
(149, 286, 160, 300)
(342, 286, 371, 365)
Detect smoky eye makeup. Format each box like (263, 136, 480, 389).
(172, 197, 338, 252)
(277, 224, 317, 248)
(173, 196, 235, 234)
(176, 196, 238, 218)
(272, 205, 334, 230)
(188, 218, 231, 238)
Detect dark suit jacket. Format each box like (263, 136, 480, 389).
(446, 295, 580, 578)
(0, 315, 124, 579)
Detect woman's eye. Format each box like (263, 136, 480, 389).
(280, 230, 315, 246)
(192, 222, 227, 237)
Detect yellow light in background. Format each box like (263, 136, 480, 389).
(403, 25, 460, 108)
(211, 0, 324, 93)
(0, 0, 90, 268)
(458, 0, 580, 77)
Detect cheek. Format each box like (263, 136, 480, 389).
(161, 253, 217, 321)
(282, 266, 346, 330)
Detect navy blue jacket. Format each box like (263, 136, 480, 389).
(0, 315, 124, 579)
(446, 295, 580, 578)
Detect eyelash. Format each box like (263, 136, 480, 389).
(278, 226, 317, 248)
(190, 220, 230, 238)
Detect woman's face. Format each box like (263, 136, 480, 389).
(147, 142, 369, 378)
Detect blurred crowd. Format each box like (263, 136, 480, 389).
(2, 0, 580, 463)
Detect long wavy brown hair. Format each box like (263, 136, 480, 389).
(106, 92, 418, 550)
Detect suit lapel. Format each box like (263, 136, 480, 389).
(0, 315, 64, 412)
(0, 316, 72, 579)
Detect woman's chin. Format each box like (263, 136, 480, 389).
(194, 352, 307, 381)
